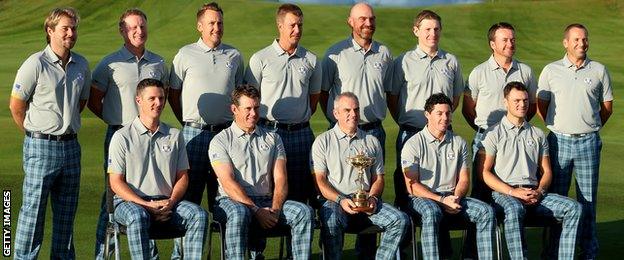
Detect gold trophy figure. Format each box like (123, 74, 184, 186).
(346, 152, 376, 212)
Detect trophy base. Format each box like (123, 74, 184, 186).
(352, 206, 374, 213)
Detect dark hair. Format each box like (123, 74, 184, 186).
(564, 23, 588, 38)
(487, 22, 514, 42)
(119, 8, 147, 29)
(197, 2, 223, 20)
(231, 84, 260, 106)
(44, 7, 79, 43)
(503, 81, 528, 98)
(136, 78, 164, 96)
(414, 10, 441, 28)
(424, 93, 453, 113)
(277, 3, 303, 23)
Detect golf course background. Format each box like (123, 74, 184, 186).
(0, 0, 621, 258)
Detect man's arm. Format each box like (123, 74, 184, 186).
(403, 168, 461, 213)
(168, 88, 183, 125)
(536, 98, 550, 122)
(600, 101, 613, 126)
(314, 171, 357, 214)
(462, 94, 479, 131)
(452, 95, 460, 113)
(169, 170, 189, 205)
(212, 162, 256, 207)
(527, 102, 537, 122)
(387, 94, 399, 123)
(109, 173, 162, 216)
(309, 93, 320, 115)
(9, 97, 27, 133)
(454, 167, 470, 198)
(319, 90, 329, 117)
(482, 152, 534, 204)
(536, 155, 552, 198)
(87, 85, 105, 119)
(271, 158, 288, 211)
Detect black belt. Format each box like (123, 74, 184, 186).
(512, 184, 536, 189)
(110, 125, 123, 131)
(259, 119, 310, 131)
(477, 127, 487, 134)
(359, 121, 382, 131)
(399, 124, 422, 133)
(184, 121, 230, 132)
(26, 131, 77, 141)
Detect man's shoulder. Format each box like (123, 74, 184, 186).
(448, 131, 468, 146)
(70, 51, 89, 66)
(468, 59, 491, 76)
(514, 59, 533, 72)
(324, 38, 351, 55)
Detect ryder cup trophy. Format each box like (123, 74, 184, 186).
(346, 152, 376, 212)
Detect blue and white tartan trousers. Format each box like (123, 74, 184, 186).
(113, 198, 208, 260)
(407, 196, 496, 260)
(547, 131, 601, 258)
(213, 196, 314, 260)
(492, 191, 582, 260)
(14, 137, 81, 259)
(270, 126, 315, 203)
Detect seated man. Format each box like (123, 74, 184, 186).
(108, 78, 208, 259)
(480, 81, 582, 260)
(209, 84, 314, 260)
(402, 93, 496, 259)
(312, 92, 409, 260)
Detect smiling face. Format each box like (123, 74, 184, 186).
(425, 103, 451, 134)
(414, 18, 441, 50)
(348, 3, 376, 42)
(136, 86, 165, 120)
(490, 28, 515, 59)
(232, 95, 259, 132)
(333, 95, 360, 134)
(120, 14, 147, 49)
(197, 9, 223, 48)
(278, 12, 303, 48)
(504, 88, 529, 119)
(47, 15, 77, 51)
(563, 27, 589, 61)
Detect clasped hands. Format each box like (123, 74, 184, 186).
(144, 199, 174, 222)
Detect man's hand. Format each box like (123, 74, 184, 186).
(440, 195, 462, 214)
(366, 196, 378, 214)
(143, 199, 173, 222)
(340, 198, 358, 215)
(510, 188, 540, 205)
(255, 207, 279, 229)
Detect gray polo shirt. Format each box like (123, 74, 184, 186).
(92, 46, 168, 126)
(466, 55, 536, 129)
(11, 45, 91, 135)
(310, 125, 384, 195)
(108, 117, 189, 198)
(169, 39, 244, 125)
(537, 55, 613, 134)
(209, 123, 286, 198)
(244, 40, 321, 123)
(322, 37, 393, 123)
(392, 47, 464, 128)
(401, 128, 469, 193)
(481, 116, 548, 186)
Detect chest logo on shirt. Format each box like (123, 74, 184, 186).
(446, 152, 455, 160)
(161, 145, 172, 152)
(401, 159, 412, 168)
(298, 67, 307, 74)
(77, 73, 84, 81)
(149, 71, 156, 78)
(226, 61, 233, 69)
(259, 143, 269, 151)
(13, 84, 21, 90)
(527, 139, 535, 147)
(584, 77, 592, 85)
(373, 62, 383, 70)
(210, 152, 219, 160)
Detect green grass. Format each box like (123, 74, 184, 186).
(0, 0, 622, 259)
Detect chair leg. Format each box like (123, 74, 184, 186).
(207, 227, 213, 260)
(279, 236, 284, 260)
(219, 225, 227, 260)
(104, 227, 110, 260)
(495, 226, 503, 260)
(410, 218, 418, 260)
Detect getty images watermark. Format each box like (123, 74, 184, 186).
(3, 190, 10, 257)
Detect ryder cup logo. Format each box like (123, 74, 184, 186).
(373, 62, 383, 70)
(226, 61, 233, 69)
(298, 67, 306, 74)
(446, 152, 455, 160)
(584, 78, 592, 85)
(527, 139, 535, 146)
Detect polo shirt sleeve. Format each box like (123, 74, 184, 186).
(600, 66, 613, 102)
(310, 136, 328, 174)
(537, 66, 552, 101)
(390, 55, 405, 96)
(459, 138, 469, 169)
(452, 59, 464, 98)
(309, 55, 322, 94)
(538, 133, 549, 158)
(208, 135, 232, 166)
(158, 60, 169, 87)
(371, 137, 385, 175)
(400, 137, 419, 174)
(107, 132, 127, 175)
(273, 134, 287, 161)
(91, 59, 110, 92)
(244, 53, 262, 87)
(526, 67, 537, 103)
(466, 68, 480, 100)
(382, 53, 394, 93)
(168, 51, 185, 90)
(321, 51, 337, 92)
(176, 132, 189, 172)
(481, 130, 498, 156)
(80, 66, 92, 100)
(11, 55, 40, 101)
(234, 52, 245, 86)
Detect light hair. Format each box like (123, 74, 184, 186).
(333, 92, 359, 111)
(44, 7, 79, 43)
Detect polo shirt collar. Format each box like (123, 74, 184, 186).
(501, 116, 528, 131)
(231, 122, 263, 137)
(487, 54, 519, 71)
(196, 38, 223, 54)
(119, 45, 159, 63)
(131, 117, 169, 136)
(332, 123, 364, 140)
(350, 37, 379, 53)
(414, 46, 446, 60)
(422, 126, 451, 144)
(44, 44, 75, 65)
(562, 54, 590, 69)
(271, 39, 304, 57)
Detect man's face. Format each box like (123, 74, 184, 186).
(563, 27, 589, 61)
(425, 103, 451, 133)
(120, 14, 147, 49)
(414, 18, 441, 50)
(504, 88, 529, 119)
(136, 86, 165, 120)
(197, 10, 223, 47)
(278, 12, 303, 47)
(348, 5, 375, 41)
(232, 95, 259, 130)
(47, 15, 77, 50)
(490, 28, 515, 58)
(333, 96, 360, 132)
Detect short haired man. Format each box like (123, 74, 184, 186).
(402, 93, 495, 259)
(108, 78, 207, 259)
(9, 7, 90, 259)
(89, 9, 168, 258)
(481, 82, 582, 259)
(312, 92, 408, 260)
(388, 9, 464, 208)
(537, 24, 613, 259)
(168, 1, 244, 212)
(209, 85, 314, 260)
(244, 3, 321, 204)
(320, 2, 393, 151)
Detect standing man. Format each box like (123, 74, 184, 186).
(108, 78, 208, 259)
(168, 2, 244, 210)
(481, 82, 582, 260)
(389, 9, 464, 208)
(209, 85, 314, 260)
(312, 92, 408, 260)
(89, 9, 168, 258)
(537, 23, 613, 259)
(244, 3, 321, 204)
(9, 7, 90, 259)
(402, 93, 495, 259)
(321, 2, 393, 151)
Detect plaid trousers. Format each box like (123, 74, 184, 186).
(182, 126, 220, 208)
(408, 196, 496, 260)
(547, 131, 601, 258)
(213, 196, 314, 260)
(319, 199, 409, 260)
(270, 126, 315, 203)
(113, 198, 208, 260)
(393, 129, 418, 207)
(492, 191, 582, 260)
(14, 137, 81, 259)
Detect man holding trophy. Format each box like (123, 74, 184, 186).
(311, 92, 409, 259)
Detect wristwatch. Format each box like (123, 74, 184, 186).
(336, 194, 347, 204)
(250, 205, 260, 213)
